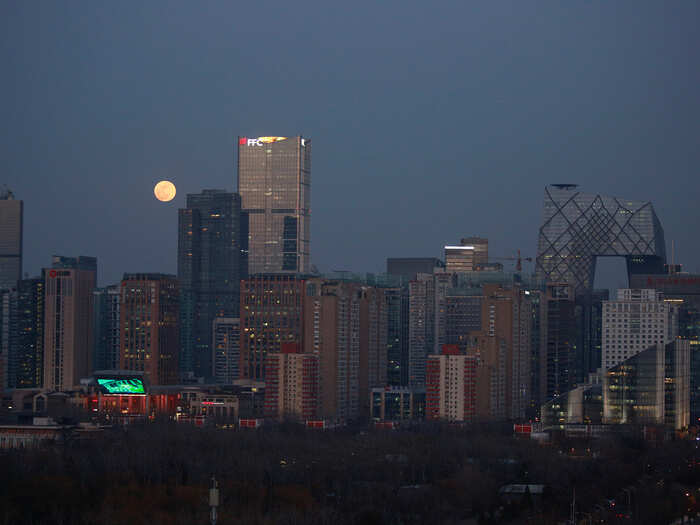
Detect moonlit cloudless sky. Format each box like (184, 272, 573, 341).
(2, 1, 699, 287)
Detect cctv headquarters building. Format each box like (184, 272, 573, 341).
(237, 136, 311, 274)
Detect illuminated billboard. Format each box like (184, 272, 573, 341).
(97, 378, 146, 395)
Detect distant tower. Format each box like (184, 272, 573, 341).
(444, 237, 488, 273)
(237, 136, 311, 274)
(178, 189, 247, 380)
(12, 277, 45, 388)
(93, 285, 121, 371)
(0, 188, 23, 290)
(43, 256, 97, 391)
(120, 273, 179, 385)
(535, 185, 666, 293)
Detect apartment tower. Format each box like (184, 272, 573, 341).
(43, 256, 97, 391)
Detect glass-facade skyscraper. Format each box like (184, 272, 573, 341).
(178, 190, 247, 380)
(237, 136, 311, 274)
(93, 285, 120, 371)
(535, 184, 666, 294)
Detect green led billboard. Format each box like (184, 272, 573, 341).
(97, 378, 146, 395)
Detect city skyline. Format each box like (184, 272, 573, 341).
(2, 2, 700, 287)
(3, 3, 700, 524)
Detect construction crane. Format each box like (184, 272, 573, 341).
(490, 250, 533, 272)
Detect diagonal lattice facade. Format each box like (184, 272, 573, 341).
(535, 185, 666, 294)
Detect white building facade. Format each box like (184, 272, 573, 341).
(601, 289, 678, 371)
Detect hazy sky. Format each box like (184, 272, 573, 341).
(2, 1, 699, 287)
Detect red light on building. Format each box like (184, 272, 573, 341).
(441, 344, 461, 355)
(239, 137, 247, 145)
(49, 270, 57, 278)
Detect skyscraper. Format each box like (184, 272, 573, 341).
(408, 273, 435, 388)
(535, 184, 666, 294)
(444, 237, 488, 273)
(385, 287, 409, 386)
(539, 283, 577, 403)
(93, 285, 120, 371)
(237, 136, 311, 274)
(0, 188, 22, 290)
(240, 274, 306, 380)
(120, 273, 179, 385)
(212, 317, 240, 384)
(0, 288, 15, 389)
(11, 277, 44, 388)
(304, 279, 362, 422)
(43, 256, 97, 391)
(178, 189, 247, 380)
(480, 283, 532, 420)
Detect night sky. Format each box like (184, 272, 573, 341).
(2, 1, 699, 287)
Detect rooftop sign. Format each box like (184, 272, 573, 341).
(239, 136, 288, 146)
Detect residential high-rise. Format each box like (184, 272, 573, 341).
(535, 184, 666, 294)
(444, 237, 488, 273)
(408, 273, 435, 388)
(120, 274, 179, 385)
(93, 285, 120, 371)
(240, 274, 306, 380)
(178, 189, 248, 380)
(43, 256, 97, 391)
(212, 317, 240, 384)
(426, 345, 478, 422)
(480, 283, 532, 420)
(237, 136, 310, 274)
(11, 277, 44, 388)
(0, 189, 22, 290)
(444, 291, 482, 351)
(304, 279, 362, 422)
(359, 286, 388, 413)
(0, 288, 15, 389)
(601, 289, 678, 371)
(264, 343, 319, 420)
(385, 287, 409, 386)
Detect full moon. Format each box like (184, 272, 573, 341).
(154, 180, 176, 202)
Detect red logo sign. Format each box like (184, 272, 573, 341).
(239, 137, 247, 145)
(49, 270, 57, 278)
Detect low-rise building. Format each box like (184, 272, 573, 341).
(370, 386, 425, 421)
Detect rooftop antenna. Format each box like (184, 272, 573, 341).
(0, 185, 14, 200)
